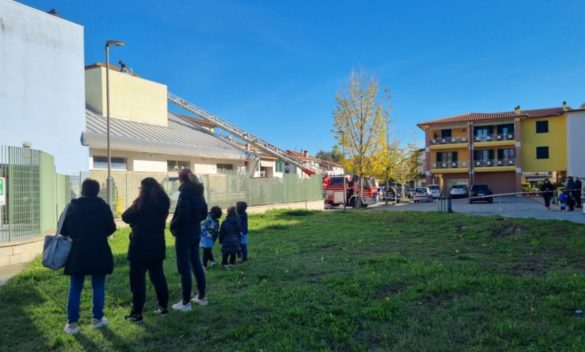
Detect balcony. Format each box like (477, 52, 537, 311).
(474, 159, 516, 167)
(432, 161, 468, 169)
(430, 136, 468, 145)
(473, 133, 514, 142)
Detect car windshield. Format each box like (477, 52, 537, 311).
(452, 185, 466, 189)
(428, 185, 440, 190)
(472, 185, 490, 191)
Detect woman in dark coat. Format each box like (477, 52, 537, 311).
(539, 178, 555, 210)
(61, 179, 116, 334)
(219, 206, 242, 267)
(122, 177, 171, 322)
(170, 169, 208, 311)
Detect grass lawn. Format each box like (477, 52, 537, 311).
(1, 210, 585, 351)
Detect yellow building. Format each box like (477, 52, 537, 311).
(417, 104, 572, 194)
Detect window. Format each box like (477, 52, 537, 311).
(474, 126, 493, 141)
(217, 163, 234, 174)
(167, 160, 190, 171)
(536, 146, 549, 159)
(275, 160, 284, 172)
(536, 121, 549, 133)
(440, 129, 452, 138)
(497, 148, 515, 160)
(474, 150, 494, 161)
(93, 156, 127, 170)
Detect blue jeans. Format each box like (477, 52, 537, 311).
(67, 274, 105, 323)
(175, 236, 206, 304)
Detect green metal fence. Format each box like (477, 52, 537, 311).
(0, 145, 71, 242)
(86, 170, 323, 216)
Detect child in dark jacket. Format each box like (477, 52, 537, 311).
(236, 201, 249, 262)
(219, 207, 241, 267)
(200, 206, 222, 268)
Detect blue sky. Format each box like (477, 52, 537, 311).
(20, 0, 585, 154)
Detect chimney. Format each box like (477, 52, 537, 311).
(514, 105, 522, 115)
(47, 9, 60, 17)
(303, 150, 308, 157)
(562, 101, 570, 111)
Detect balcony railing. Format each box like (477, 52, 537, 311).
(474, 159, 515, 167)
(432, 161, 468, 169)
(473, 133, 515, 142)
(430, 136, 468, 145)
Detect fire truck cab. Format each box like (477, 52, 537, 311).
(323, 174, 378, 208)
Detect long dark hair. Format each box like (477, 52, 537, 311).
(135, 177, 170, 210)
(178, 168, 204, 195)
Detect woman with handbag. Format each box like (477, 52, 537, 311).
(170, 169, 208, 311)
(122, 177, 171, 322)
(61, 179, 116, 334)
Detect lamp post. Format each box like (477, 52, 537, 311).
(105, 39, 125, 208)
(337, 130, 346, 211)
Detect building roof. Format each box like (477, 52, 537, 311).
(287, 150, 321, 162)
(175, 114, 217, 129)
(82, 109, 255, 160)
(418, 106, 571, 128)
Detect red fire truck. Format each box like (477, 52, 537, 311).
(323, 174, 378, 208)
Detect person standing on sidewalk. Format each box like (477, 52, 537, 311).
(61, 179, 116, 334)
(539, 178, 555, 210)
(574, 177, 582, 208)
(122, 177, 171, 322)
(170, 169, 208, 311)
(566, 176, 576, 211)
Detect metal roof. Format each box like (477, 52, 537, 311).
(82, 110, 255, 160)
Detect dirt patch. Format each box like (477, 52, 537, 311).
(422, 292, 455, 310)
(490, 219, 525, 239)
(375, 282, 408, 298)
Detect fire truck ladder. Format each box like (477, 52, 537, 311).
(168, 92, 317, 175)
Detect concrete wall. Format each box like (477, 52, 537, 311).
(0, 1, 85, 173)
(567, 111, 585, 178)
(0, 236, 44, 267)
(85, 66, 168, 127)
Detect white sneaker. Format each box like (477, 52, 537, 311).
(92, 317, 108, 329)
(64, 322, 78, 334)
(191, 296, 208, 306)
(172, 301, 192, 312)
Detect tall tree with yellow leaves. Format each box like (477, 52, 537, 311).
(333, 70, 390, 179)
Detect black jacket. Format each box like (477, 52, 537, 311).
(122, 196, 170, 262)
(540, 182, 554, 196)
(170, 182, 208, 238)
(219, 215, 241, 254)
(61, 196, 116, 276)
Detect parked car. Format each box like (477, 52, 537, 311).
(427, 184, 441, 199)
(412, 187, 433, 203)
(379, 186, 401, 202)
(469, 184, 493, 203)
(449, 185, 468, 199)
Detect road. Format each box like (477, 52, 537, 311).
(331, 196, 585, 225)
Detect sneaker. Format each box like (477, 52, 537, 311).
(124, 313, 143, 323)
(154, 307, 169, 315)
(191, 296, 208, 306)
(92, 317, 108, 329)
(210, 261, 218, 267)
(171, 301, 192, 312)
(64, 322, 78, 335)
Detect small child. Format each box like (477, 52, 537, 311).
(219, 206, 242, 267)
(236, 201, 249, 262)
(559, 191, 568, 211)
(200, 206, 222, 268)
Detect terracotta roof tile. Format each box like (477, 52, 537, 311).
(418, 106, 570, 127)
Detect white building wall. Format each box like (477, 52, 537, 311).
(0, 2, 85, 173)
(133, 160, 167, 172)
(567, 111, 585, 178)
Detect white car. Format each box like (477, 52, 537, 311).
(449, 185, 468, 199)
(412, 187, 433, 203)
(427, 184, 441, 199)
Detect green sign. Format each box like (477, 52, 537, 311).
(0, 177, 5, 206)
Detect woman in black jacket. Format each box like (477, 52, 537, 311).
(61, 179, 116, 334)
(170, 169, 208, 311)
(122, 177, 171, 322)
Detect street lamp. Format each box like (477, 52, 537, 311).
(105, 39, 125, 208)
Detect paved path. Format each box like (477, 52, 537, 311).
(335, 196, 585, 225)
(0, 263, 27, 286)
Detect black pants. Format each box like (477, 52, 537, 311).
(574, 191, 582, 208)
(240, 244, 248, 261)
(202, 248, 216, 267)
(129, 260, 169, 315)
(222, 253, 236, 265)
(543, 195, 552, 208)
(175, 236, 206, 304)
